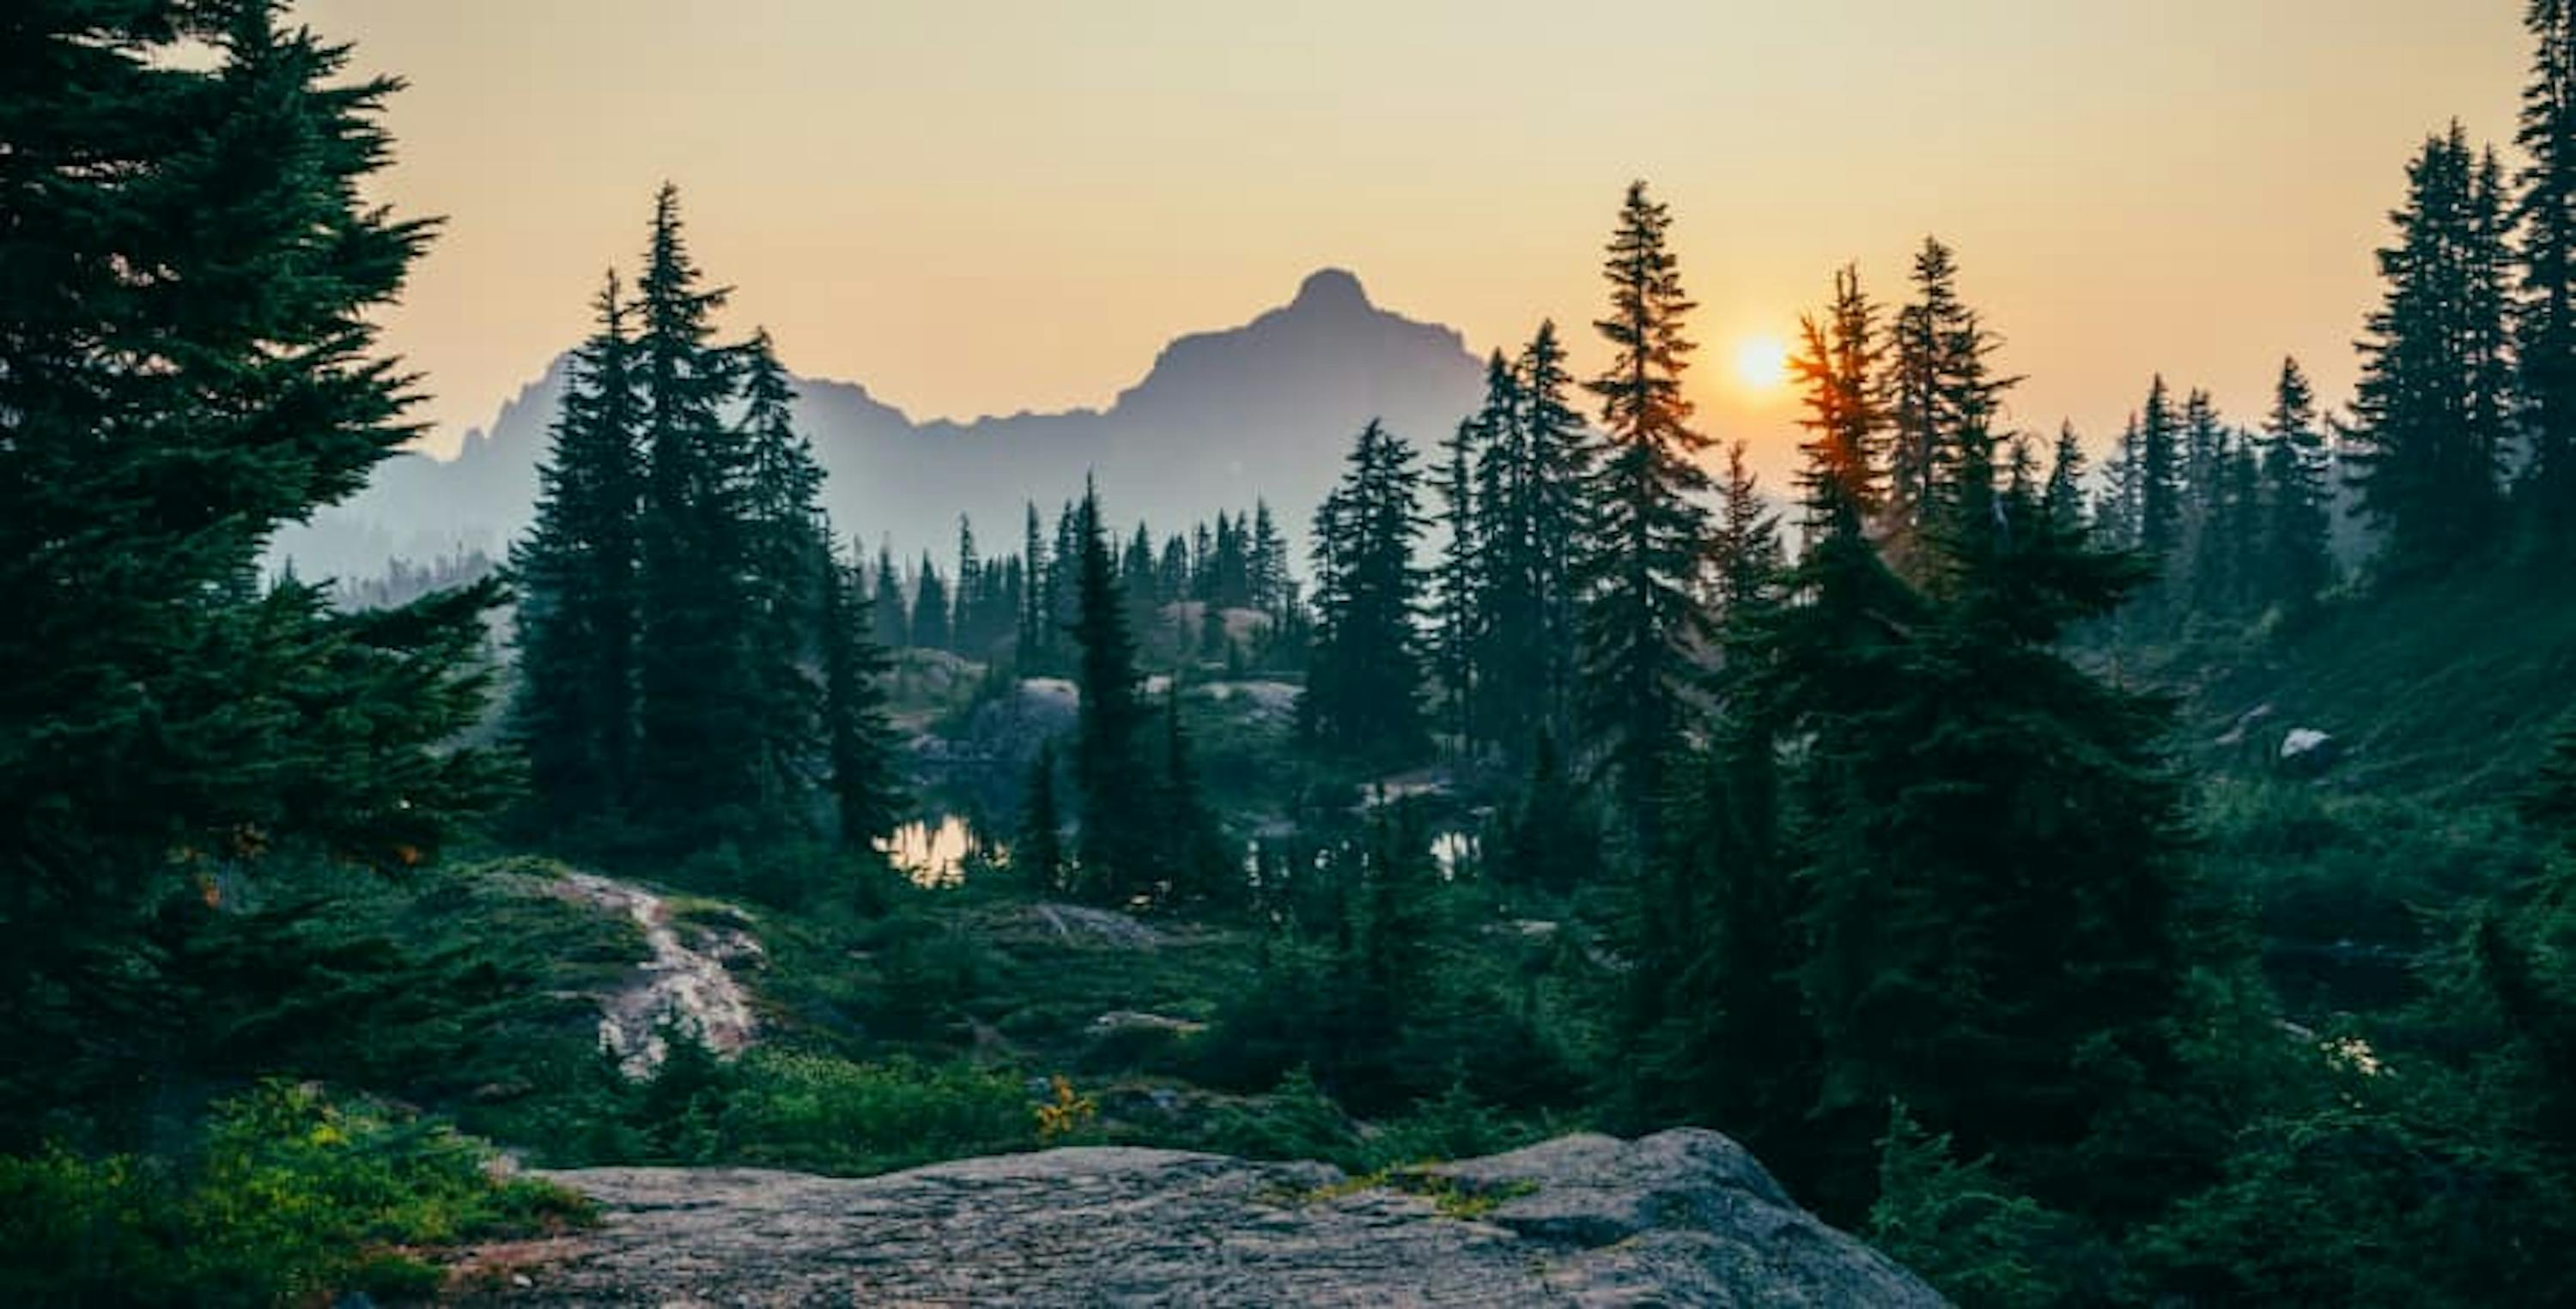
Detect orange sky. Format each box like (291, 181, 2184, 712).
(298, 1, 2527, 479)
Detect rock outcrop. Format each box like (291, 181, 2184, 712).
(464, 1129, 1942, 1306)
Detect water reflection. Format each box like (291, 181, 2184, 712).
(877, 815, 985, 888)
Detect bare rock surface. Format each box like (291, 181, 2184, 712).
(538, 870, 761, 1076)
(465, 1129, 1942, 1306)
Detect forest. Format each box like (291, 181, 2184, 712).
(6, 2, 2576, 1305)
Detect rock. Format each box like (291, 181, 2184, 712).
(1089, 1009, 1210, 1036)
(538, 870, 761, 1077)
(1027, 901, 1164, 948)
(2279, 727, 2340, 775)
(459, 1130, 1943, 1306)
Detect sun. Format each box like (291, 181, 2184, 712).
(1732, 336, 1789, 391)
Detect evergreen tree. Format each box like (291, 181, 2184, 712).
(952, 515, 982, 655)
(0, 1, 507, 1102)
(1016, 739, 1066, 895)
(820, 537, 902, 850)
(1068, 483, 1155, 905)
(1303, 421, 1430, 764)
(1711, 440, 1783, 620)
(2044, 422, 2089, 536)
(2137, 376, 2184, 566)
(2520, 0, 2576, 545)
(2257, 358, 2335, 615)
(510, 270, 643, 830)
(632, 184, 757, 843)
(1787, 265, 1888, 542)
(1153, 688, 1230, 907)
(1018, 501, 1050, 668)
(911, 554, 951, 654)
(1431, 417, 1482, 748)
(2096, 414, 2145, 549)
(1467, 348, 1544, 751)
(1492, 731, 1597, 894)
(735, 329, 829, 825)
(872, 543, 909, 650)
(1249, 500, 1291, 616)
(2348, 124, 2515, 578)
(1578, 181, 1714, 829)
(1886, 240, 1972, 538)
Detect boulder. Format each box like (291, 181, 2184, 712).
(2279, 727, 2340, 775)
(461, 1129, 1943, 1306)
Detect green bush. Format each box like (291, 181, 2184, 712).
(0, 1081, 587, 1308)
(717, 1051, 1035, 1174)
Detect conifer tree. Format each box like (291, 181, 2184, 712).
(511, 270, 644, 830)
(1017, 739, 1066, 895)
(1249, 500, 1291, 617)
(2521, 0, 2576, 545)
(820, 538, 902, 850)
(1303, 421, 1430, 764)
(1, 2, 507, 1081)
(632, 184, 758, 842)
(2044, 422, 2090, 536)
(1068, 483, 1155, 905)
(1788, 266, 1888, 542)
(1431, 417, 1482, 748)
(1711, 440, 1783, 619)
(2348, 124, 2515, 578)
(1018, 502, 1050, 667)
(735, 329, 829, 824)
(872, 544, 909, 650)
(1578, 182, 1714, 829)
(952, 515, 982, 655)
(1467, 348, 1543, 750)
(2137, 376, 2184, 566)
(2259, 357, 2336, 615)
(911, 554, 951, 654)
(1153, 688, 1230, 907)
(2096, 414, 2145, 549)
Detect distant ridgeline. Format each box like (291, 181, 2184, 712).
(273, 268, 1480, 583)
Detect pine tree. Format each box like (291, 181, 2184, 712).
(1578, 181, 1714, 830)
(735, 329, 829, 825)
(872, 544, 909, 650)
(2256, 358, 2336, 615)
(510, 270, 643, 830)
(1153, 688, 1230, 907)
(911, 553, 951, 654)
(1303, 421, 1430, 764)
(1468, 348, 1544, 752)
(1249, 500, 1291, 617)
(1018, 501, 1050, 668)
(2521, 0, 2576, 546)
(1068, 482, 1155, 905)
(1016, 739, 1067, 895)
(2348, 124, 2514, 578)
(2137, 376, 2184, 567)
(1711, 440, 1783, 620)
(2044, 422, 2089, 536)
(1431, 416, 1482, 748)
(632, 183, 757, 843)
(0, 1, 507, 1100)
(952, 515, 982, 656)
(2096, 414, 2145, 549)
(820, 537, 902, 851)
(1788, 265, 1888, 543)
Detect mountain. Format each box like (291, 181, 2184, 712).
(275, 268, 1484, 580)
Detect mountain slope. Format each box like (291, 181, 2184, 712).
(276, 269, 1482, 579)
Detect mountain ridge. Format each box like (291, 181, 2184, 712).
(275, 269, 1481, 580)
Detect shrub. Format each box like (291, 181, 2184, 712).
(0, 1081, 586, 1308)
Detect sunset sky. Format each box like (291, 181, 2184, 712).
(297, 1, 2528, 476)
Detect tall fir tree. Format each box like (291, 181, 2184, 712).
(2520, 0, 2576, 546)
(819, 536, 902, 851)
(1578, 182, 1714, 830)
(872, 543, 909, 650)
(911, 553, 951, 654)
(735, 329, 830, 826)
(1431, 416, 1482, 748)
(1016, 739, 1067, 895)
(510, 270, 643, 831)
(632, 184, 758, 844)
(0, 1, 507, 1104)
(1068, 482, 1156, 905)
(2259, 356, 2336, 615)
(2348, 124, 2515, 578)
(2044, 421, 2090, 536)
(1303, 421, 1430, 764)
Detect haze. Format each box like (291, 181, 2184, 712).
(299, 0, 2523, 468)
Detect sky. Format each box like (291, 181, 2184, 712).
(296, 0, 2530, 478)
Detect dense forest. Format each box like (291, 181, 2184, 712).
(7, 1, 2576, 1305)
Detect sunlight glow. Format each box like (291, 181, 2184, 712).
(1732, 336, 1789, 391)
